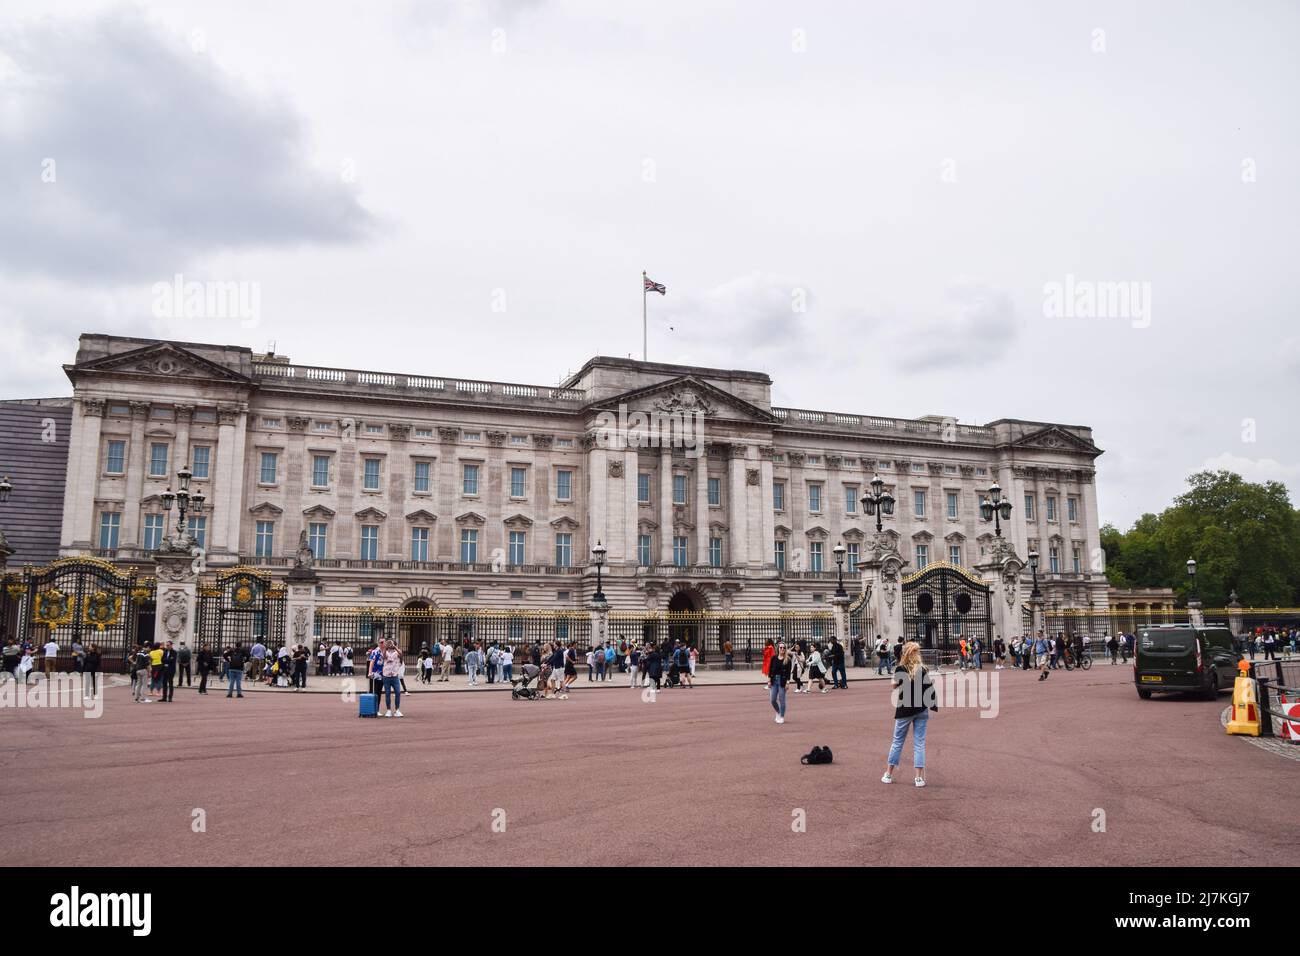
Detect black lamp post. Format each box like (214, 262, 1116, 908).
(1028, 549, 1041, 599)
(591, 540, 607, 604)
(979, 483, 1013, 537)
(161, 464, 206, 547)
(832, 541, 848, 598)
(1186, 558, 1197, 602)
(860, 475, 896, 534)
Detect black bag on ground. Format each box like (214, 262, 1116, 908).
(800, 746, 834, 765)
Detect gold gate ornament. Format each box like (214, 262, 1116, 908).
(83, 591, 122, 631)
(33, 589, 75, 629)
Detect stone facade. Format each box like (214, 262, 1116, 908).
(56, 334, 1109, 613)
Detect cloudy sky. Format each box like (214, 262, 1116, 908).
(1, 0, 1297, 529)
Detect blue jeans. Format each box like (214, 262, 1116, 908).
(382, 675, 401, 709)
(887, 711, 929, 769)
(227, 668, 243, 696)
(831, 663, 847, 687)
(769, 681, 787, 717)
(503, 664, 512, 681)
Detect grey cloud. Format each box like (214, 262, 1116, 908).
(0, 8, 375, 283)
(891, 282, 1020, 373)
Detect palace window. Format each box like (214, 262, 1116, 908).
(510, 467, 526, 498)
(460, 528, 478, 564)
(847, 543, 859, 572)
(809, 541, 823, 572)
(509, 530, 526, 566)
(143, 514, 164, 552)
(638, 534, 652, 567)
(638, 473, 651, 504)
(1049, 547, 1060, 574)
(1072, 546, 1082, 574)
(360, 525, 378, 561)
(556, 469, 573, 502)
(410, 527, 429, 562)
(774, 540, 786, 570)
(845, 486, 858, 514)
(105, 440, 126, 475)
(308, 522, 327, 560)
(949, 544, 962, 566)
(914, 490, 926, 518)
(255, 520, 274, 558)
(555, 533, 573, 567)
(947, 492, 959, 519)
(708, 477, 721, 506)
(672, 474, 687, 505)
(149, 443, 169, 478)
(709, 537, 723, 567)
(1046, 496, 1057, 522)
(260, 452, 278, 485)
(413, 461, 431, 493)
(1024, 494, 1035, 521)
(463, 463, 479, 495)
(1068, 496, 1079, 523)
(673, 535, 689, 567)
(311, 455, 330, 488)
(363, 458, 382, 492)
(807, 483, 822, 513)
(188, 516, 206, 550)
(773, 481, 785, 511)
(191, 445, 211, 480)
(915, 544, 929, 569)
(98, 512, 120, 550)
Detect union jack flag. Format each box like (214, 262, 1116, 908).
(643, 276, 666, 295)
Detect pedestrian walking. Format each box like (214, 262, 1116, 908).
(197, 643, 214, 694)
(881, 641, 936, 787)
(381, 639, 404, 717)
(83, 644, 101, 700)
(768, 641, 792, 724)
(223, 644, 247, 698)
(177, 641, 192, 687)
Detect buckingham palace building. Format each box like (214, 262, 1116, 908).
(0, 333, 1111, 660)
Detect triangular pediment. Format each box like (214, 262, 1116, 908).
(503, 513, 533, 528)
(248, 501, 284, 517)
(405, 509, 437, 523)
(302, 505, 336, 518)
(455, 511, 486, 526)
(67, 342, 252, 384)
(550, 515, 580, 531)
(589, 375, 777, 425)
(1008, 425, 1101, 456)
(354, 507, 388, 521)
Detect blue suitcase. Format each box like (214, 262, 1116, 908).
(359, 693, 378, 717)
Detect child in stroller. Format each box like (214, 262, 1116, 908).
(663, 659, 682, 688)
(510, 662, 544, 700)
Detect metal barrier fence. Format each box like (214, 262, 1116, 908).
(314, 608, 592, 658)
(607, 611, 836, 665)
(1035, 608, 1300, 639)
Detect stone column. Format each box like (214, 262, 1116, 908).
(210, 404, 247, 564)
(1227, 591, 1244, 638)
(831, 594, 851, 647)
(858, 532, 906, 646)
(285, 565, 319, 651)
(727, 444, 750, 567)
(658, 447, 673, 564)
(63, 397, 104, 553)
(974, 538, 1026, 644)
(759, 447, 776, 569)
(587, 599, 609, 651)
(695, 457, 710, 565)
(121, 401, 150, 552)
(153, 549, 199, 648)
(1187, 598, 1205, 629)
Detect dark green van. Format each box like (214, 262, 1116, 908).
(1134, 625, 1239, 700)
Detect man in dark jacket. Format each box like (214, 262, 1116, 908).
(160, 641, 177, 702)
(829, 637, 848, 689)
(223, 644, 246, 698)
(196, 643, 214, 694)
(177, 641, 192, 687)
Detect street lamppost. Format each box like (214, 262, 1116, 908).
(160, 464, 206, 549)
(1186, 558, 1197, 601)
(979, 483, 1013, 537)
(860, 475, 896, 534)
(1028, 549, 1041, 600)
(591, 540, 607, 604)
(832, 542, 848, 599)
(0, 475, 13, 559)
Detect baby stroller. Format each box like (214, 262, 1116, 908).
(511, 663, 543, 700)
(663, 660, 682, 688)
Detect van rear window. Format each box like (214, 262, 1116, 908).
(1139, 630, 1194, 653)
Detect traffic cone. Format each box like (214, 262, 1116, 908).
(1226, 670, 1260, 736)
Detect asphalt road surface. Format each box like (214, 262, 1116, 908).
(2, 664, 1295, 866)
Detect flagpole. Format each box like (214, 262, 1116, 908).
(642, 270, 647, 362)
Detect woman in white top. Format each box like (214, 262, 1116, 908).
(18, 649, 34, 684)
(807, 646, 828, 693)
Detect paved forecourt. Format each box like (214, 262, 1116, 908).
(1, 663, 1295, 867)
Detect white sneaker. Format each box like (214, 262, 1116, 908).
(821, 689, 828, 694)
(881, 773, 892, 784)
(775, 715, 785, 724)
(914, 777, 926, 788)
(384, 710, 392, 717)
(394, 710, 403, 718)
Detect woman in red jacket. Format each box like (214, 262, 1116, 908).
(761, 639, 775, 688)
